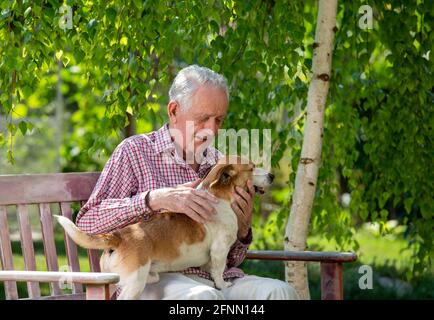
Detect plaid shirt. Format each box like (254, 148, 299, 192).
(76, 123, 252, 283)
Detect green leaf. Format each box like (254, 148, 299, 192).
(209, 20, 219, 34)
(379, 191, 390, 208)
(420, 203, 432, 219)
(18, 121, 27, 135)
(404, 197, 413, 214)
(106, 8, 117, 21)
(24, 7, 32, 17)
(359, 208, 368, 221)
(55, 50, 63, 61)
(27, 122, 34, 132)
(380, 209, 388, 221)
(120, 36, 128, 46)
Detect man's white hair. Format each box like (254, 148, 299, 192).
(169, 65, 229, 111)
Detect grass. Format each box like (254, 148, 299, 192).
(242, 224, 434, 299)
(308, 224, 414, 271)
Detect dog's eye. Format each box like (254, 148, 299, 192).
(220, 172, 231, 184)
(222, 172, 230, 179)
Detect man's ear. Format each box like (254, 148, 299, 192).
(168, 101, 179, 123)
(210, 165, 236, 188)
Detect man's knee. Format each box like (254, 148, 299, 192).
(186, 285, 225, 300)
(265, 280, 300, 300)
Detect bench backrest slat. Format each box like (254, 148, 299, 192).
(17, 205, 41, 298)
(78, 200, 102, 273)
(59, 202, 83, 294)
(88, 249, 101, 273)
(80, 201, 101, 272)
(39, 203, 61, 296)
(0, 173, 100, 205)
(0, 206, 19, 300)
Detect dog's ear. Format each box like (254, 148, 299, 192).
(210, 165, 236, 188)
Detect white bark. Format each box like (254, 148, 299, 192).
(284, 0, 338, 300)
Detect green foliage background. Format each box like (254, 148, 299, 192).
(0, 0, 433, 277)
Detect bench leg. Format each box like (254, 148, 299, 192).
(320, 262, 343, 300)
(86, 284, 111, 300)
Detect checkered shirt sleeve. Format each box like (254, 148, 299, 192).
(76, 139, 154, 234)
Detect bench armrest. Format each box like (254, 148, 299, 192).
(246, 250, 357, 263)
(245, 250, 357, 300)
(0, 270, 119, 285)
(0, 270, 119, 300)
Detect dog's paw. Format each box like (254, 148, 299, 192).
(215, 280, 233, 290)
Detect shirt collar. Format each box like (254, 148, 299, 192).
(154, 123, 175, 154)
(201, 146, 220, 167)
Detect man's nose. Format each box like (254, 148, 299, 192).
(204, 119, 219, 134)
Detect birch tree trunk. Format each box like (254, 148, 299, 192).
(284, 0, 338, 300)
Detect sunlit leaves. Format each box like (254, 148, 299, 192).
(0, 0, 432, 275)
(313, 0, 433, 275)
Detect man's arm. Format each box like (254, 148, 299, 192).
(226, 180, 255, 267)
(76, 140, 154, 234)
(76, 139, 219, 234)
(227, 228, 253, 268)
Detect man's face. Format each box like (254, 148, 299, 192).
(169, 85, 228, 157)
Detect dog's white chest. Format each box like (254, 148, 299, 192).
(204, 200, 238, 241)
(150, 200, 237, 273)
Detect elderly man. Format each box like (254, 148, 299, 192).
(76, 65, 298, 300)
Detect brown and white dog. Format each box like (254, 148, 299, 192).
(55, 156, 274, 299)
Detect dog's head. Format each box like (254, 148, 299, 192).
(202, 155, 274, 201)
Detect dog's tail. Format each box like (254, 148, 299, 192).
(54, 215, 121, 250)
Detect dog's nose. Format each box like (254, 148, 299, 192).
(268, 173, 275, 182)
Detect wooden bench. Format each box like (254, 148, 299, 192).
(0, 172, 357, 300)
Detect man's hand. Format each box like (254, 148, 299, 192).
(147, 179, 219, 224)
(231, 180, 254, 240)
